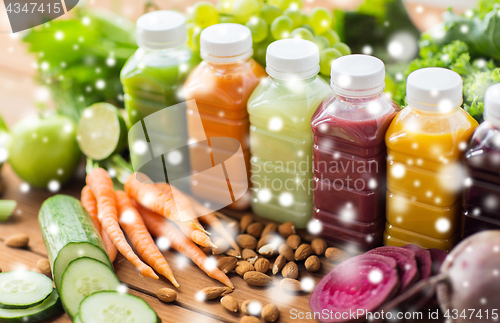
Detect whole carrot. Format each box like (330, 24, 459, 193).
(115, 191, 179, 288)
(81, 186, 118, 262)
(86, 168, 158, 280)
(136, 202, 234, 289)
(125, 173, 205, 232)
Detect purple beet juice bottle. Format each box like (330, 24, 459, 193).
(311, 55, 400, 250)
(463, 83, 500, 237)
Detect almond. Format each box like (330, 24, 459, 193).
(257, 234, 273, 250)
(241, 316, 260, 323)
(202, 246, 212, 255)
(217, 256, 238, 274)
(262, 303, 280, 322)
(240, 214, 253, 233)
(325, 247, 350, 262)
(278, 244, 294, 261)
(37, 258, 51, 276)
(311, 238, 328, 256)
(5, 233, 29, 248)
(254, 258, 270, 273)
(246, 222, 264, 238)
(272, 255, 286, 275)
(226, 249, 241, 258)
(278, 222, 295, 238)
(235, 261, 254, 276)
(261, 223, 277, 238)
(305, 255, 321, 272)
(294, 243, 312, 261)
(199, 287, 232, 300)
(212, 238, 230, 255)
(156, 288, 177, 303)
(282, 262, 299, 279)
(243, 271, 273, 287)
(242, 248, 258, 260)
(241, 299, 262, 316)
(237, 234, 257, 250)
(286, 234, 301, 250)
(221, 295, 239, 312)
(280, 278, 302, 292)
(258, 244, 277, 257)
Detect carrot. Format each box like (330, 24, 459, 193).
(154, 184, 214, 248)
(86, 168, 158, 280)
(135, 202, 234, 289)
(81, 186, 118, 262)
(124, 173, 206, 233)
(115, 191, 179, 288)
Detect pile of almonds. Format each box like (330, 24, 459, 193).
(155, 215, 351, 322)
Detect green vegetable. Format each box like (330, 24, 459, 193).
(38, 195, 113, 290)
(22, 8, 137, 122)
(74, 314, 83, 323)
(60, 257, 120, 319)
(79, 291, 159, 323)
(0, 271, 53, 309)
(395, 40, 500, 122)
(8, 114, 81, 189)
(0, 200, 17, 222)
(0, 289, 61, 323)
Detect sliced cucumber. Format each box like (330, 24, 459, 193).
(0, 289, 62, 323)
(74, 313, 83, 323)
(80, 291, 159, 323)
(60, 257, 120, 319)
(0, 271, 53, 309)
(38, 195, 112, 289)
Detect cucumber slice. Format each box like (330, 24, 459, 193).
(0, 289, 62, 323)
(74, 313, 83, 323)
(60, 257, 120, 319)
(38, 195, 113, 289)
(0, 271, 53, 309)
(80, 291, 159, 323)
(77, 103, 127, 160)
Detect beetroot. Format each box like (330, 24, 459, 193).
(402, 244, 432, 280)
(428, 248, 447, 276)
(367, 246, 419, 294)
(310, 254, 399, 323)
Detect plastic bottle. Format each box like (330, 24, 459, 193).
(463, 83, 500, 238)
(121, 11, 197, 188)
(311, 54, 400, 249)
(385, 67, 478, 251)
(183, 23, 266, 209)
(248, 39, 332, 228)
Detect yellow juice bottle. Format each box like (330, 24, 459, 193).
(385, 68, 478, 251)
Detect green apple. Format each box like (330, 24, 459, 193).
(8, 114, 81, 189)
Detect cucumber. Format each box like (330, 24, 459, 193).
(38, 195, 112, 289)
(74, 313, 83, 323)
(60, 257, 120, 319)
(0, 271, 53, 309)
(0, 289, 62, 323)
(79, 291, 159, 323)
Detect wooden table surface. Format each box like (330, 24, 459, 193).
(0, 162, 339, 323)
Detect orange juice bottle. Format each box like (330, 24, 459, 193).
(385, 68, 478, 251)
(183, 24, 266, 209)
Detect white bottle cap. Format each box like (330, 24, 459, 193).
(330, 55, 386, 97)
(136, 11, 187, 49)
(200, 23, 253, 63)
(484, 83, 500, 128)
(265, 39, 320, 79)
(406, 67, 463, 112)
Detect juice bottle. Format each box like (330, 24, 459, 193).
(311, 55, 400, 249)
(463, 83, 500, 238)
(385, 67, 478, 251)
(248, 39, 332, 228)
(183, 23, 266, 209)
(121, 11, 197, 189)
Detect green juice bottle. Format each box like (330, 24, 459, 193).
(248, 39, 332, 228)
(121, 11, 197, 188)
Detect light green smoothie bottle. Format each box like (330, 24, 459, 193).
(248, 39, 332, 228)
(121, 11, 197, 189)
